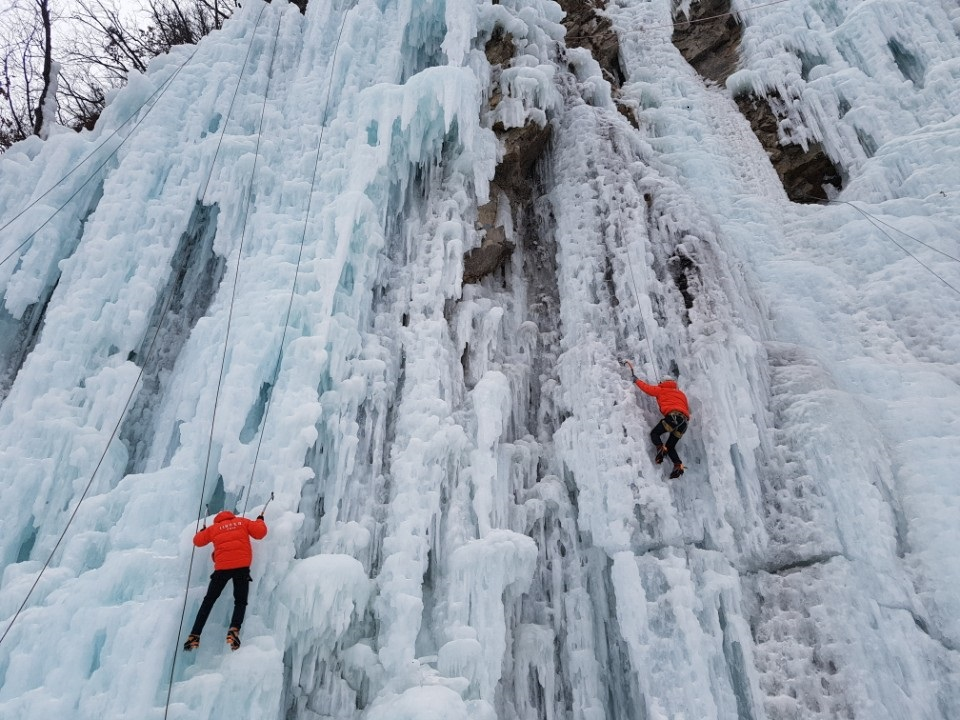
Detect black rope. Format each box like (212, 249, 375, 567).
(0, 274, 181, 648)
(803, 194, 960, 298)
(163, 8, 281, 717)
(243, 3, 353, 515)
(843, 201, 960, 263)
(853, 205, 960, 297)
(615, 201, 661, 378)
(0, 4, 272, 653)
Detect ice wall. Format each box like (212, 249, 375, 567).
(0, 1, 958, 719)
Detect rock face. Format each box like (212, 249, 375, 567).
(464, 195, 510, 285)
(464, 28, 554, 285)
(484, 25, 515, 68)
(463, 116, 554, 283)
(557, 0, 640, 127)
(557, 0, 623, 87)
(735, 92, 844, 203)
(670, 0, 843, 203)
(466, 0, 637, 284)
(491, 121, 554, 203)
(671, 0, 742, 85)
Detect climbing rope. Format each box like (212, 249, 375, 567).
(163, 9, 282, 717)
(242, 2, 352, 515)
(0, 3, 271, 653)
(802, 194, 960, 298)
(832, 197, 960, 261)
(0, 38, 209, 270)
(562, 0, 796, 41)
(863, 210, 960, 263)
(842, 200, 960, 297)
(615, 201, 662, 379)
(194, 14, 283, 535)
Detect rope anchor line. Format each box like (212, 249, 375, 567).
(801, 194, 960, 299)
(0, 5, 275, 654)
(165, 9, 284, 715)
(165, 0, 354, 713)
(0, 34, 210, 270)
(614, 202, 661, 379)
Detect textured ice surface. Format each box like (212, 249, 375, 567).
(0, 0, 958, 718)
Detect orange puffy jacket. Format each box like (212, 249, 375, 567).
(193, 511, 268, 570)
(633, 378, 690, 418)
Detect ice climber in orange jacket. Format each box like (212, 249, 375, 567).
(624, 360, 691, 478)
(183, 510, 268, 652)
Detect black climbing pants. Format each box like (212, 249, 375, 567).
(190, 567, 251, 635)
(650, 411, 689, 465)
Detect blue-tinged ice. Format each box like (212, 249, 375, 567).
(1, 0, 959, 718)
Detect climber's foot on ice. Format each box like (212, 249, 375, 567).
(655, 445, 668, 465)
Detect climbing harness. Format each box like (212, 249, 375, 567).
(662, 411, 688, 439)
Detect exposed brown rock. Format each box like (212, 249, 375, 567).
(668, 2, 842, 202)
(668, 252, 697, 323)
(615, 99, 640, 129)
(485, 27, 516, 67)
(557, 0, 625, 88)
(464, 119, 553, 285)
(735, 92, 844, 203)
(671, 0, 743, 86)
(463, 232, 512, 285)
(669, 2, 843, 202)
(476, 195, 499, 231)
(465, 191, 513, 284)
(492, 120, 554, 203)
(466, 16, 558, 285)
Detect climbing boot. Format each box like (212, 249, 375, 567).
(669, 463, 685, 479)
(183, 634, 200, 651)
(226, 627, 241, 651)
(655, 445, 668, 465)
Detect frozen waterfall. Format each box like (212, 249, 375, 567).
(0, 0, 959, 718)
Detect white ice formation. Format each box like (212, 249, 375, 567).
(0, 0, 958, 718)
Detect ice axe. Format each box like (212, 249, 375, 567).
(256, 492, 275, 520)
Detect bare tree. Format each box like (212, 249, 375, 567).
(1, 0, 239, 152)
(71, 0, 149, 83)
(0, 0, 57, 148)
(32, 0, 54, 136)
(139, 0, 237, 54)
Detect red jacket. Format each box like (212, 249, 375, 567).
(633, 379, 690, 418)
(194, 511, 267, 570)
